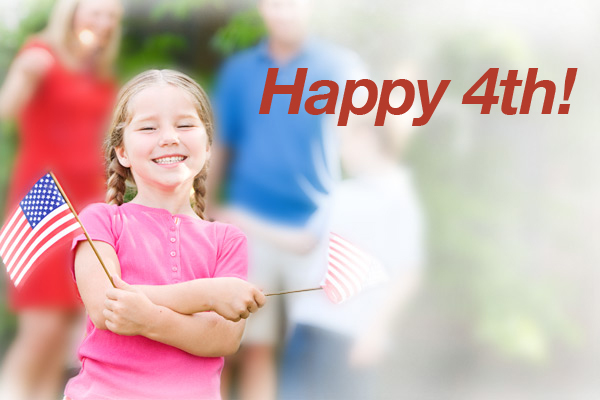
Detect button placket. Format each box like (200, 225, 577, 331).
(169, 216, 181, 282)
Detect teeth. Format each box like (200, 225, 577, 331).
(154, 156, 185, 164)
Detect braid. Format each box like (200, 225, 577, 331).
(105, 153, 128, 205)
(192, 165, 208, 219)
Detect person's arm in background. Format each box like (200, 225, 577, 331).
(217, 207, 320, 254)
(0, 47, 53, 119)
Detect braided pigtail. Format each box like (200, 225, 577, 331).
(105, 152, 128, 205)
(192, 164, 209, 219)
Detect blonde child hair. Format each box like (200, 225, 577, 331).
(104, 69, 214, 219)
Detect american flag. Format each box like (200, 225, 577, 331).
(320, 232, 386, 304)
(0, 173, 81, 288)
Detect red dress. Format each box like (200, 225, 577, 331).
(5, 39, 116, 310)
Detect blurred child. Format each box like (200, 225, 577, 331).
(63, 70, 265, 400)
(281, 110, 425, 399)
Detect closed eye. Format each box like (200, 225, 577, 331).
(140, 127, 155, 131)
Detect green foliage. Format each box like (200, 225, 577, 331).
(211, 8, 266, 56)
(149, 0, 223, 21)
(0, 299, 16, 358)
(0, 121, 17, 213)
(117, 33, 188, 80)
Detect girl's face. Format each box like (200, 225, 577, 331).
(115, 83, 210, 193)
(73, 0, 122, 48)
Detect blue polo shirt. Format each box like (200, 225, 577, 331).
(213, 39, 362, 226)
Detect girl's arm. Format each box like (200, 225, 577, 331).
(0, 47, 53, 119)
(138, 277, 265, 321)
(74, 241, 122, 330)
(76, 242, 248, 356)
(147, 309, 245, 357)
(104, 276, 245, 357)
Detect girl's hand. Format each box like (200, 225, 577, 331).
(209, 278, 266, 322)
(103, 275, 159, 336)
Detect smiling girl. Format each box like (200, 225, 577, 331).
(63, 70, 265, 400)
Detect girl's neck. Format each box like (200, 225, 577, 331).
(130, 184, 197, 217)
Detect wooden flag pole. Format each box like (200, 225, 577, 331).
(50, 172, 115, 288)
(265, 287, 322, 296)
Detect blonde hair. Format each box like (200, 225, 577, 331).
(38, 0, 122, 76)
(105, 69, 214, 219)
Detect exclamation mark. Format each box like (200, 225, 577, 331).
(558, 68, 577, 114)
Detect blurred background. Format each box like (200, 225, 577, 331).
(1, 0, 599, 398)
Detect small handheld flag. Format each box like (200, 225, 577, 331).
(0, 173, 81, 287)
(0, 172, 115, 288)
(320, 232, 385, 304)
(266, 232, 385, 303)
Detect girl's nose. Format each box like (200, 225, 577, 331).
(158, 127, 180, 146)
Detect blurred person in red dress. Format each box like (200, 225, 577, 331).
(0, 0, 122, 398)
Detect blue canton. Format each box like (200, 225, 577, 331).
(19, 174, 65, 228)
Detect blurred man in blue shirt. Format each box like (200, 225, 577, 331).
(211, 1, 364, 399)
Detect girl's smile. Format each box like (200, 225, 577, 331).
(152, 154, 188, 166)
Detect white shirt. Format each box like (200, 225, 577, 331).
(287, 165, 425, 337)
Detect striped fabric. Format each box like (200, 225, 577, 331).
(320, 232, 383, 304)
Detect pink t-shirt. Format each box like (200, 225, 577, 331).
(64, 202, 248, 400)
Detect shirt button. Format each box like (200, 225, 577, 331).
(172, 266, 178, 272)
(170, 251, 176, 257)
(170, 237, 176, 243)
(170, 226, 176, 231)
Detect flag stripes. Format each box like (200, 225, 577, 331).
(320, 232, 378, 304)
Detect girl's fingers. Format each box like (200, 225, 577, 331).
(254, 290, 266, 307)
(106, 288, 123, 300)
(104, 298, 116, 311)
(105, 320, 117, 333)
(103, 308, 114, 321)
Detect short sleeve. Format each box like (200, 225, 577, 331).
(71, 203, 119, 252)
(213, 224, 248, 280)
(70, 203, 121, 282)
